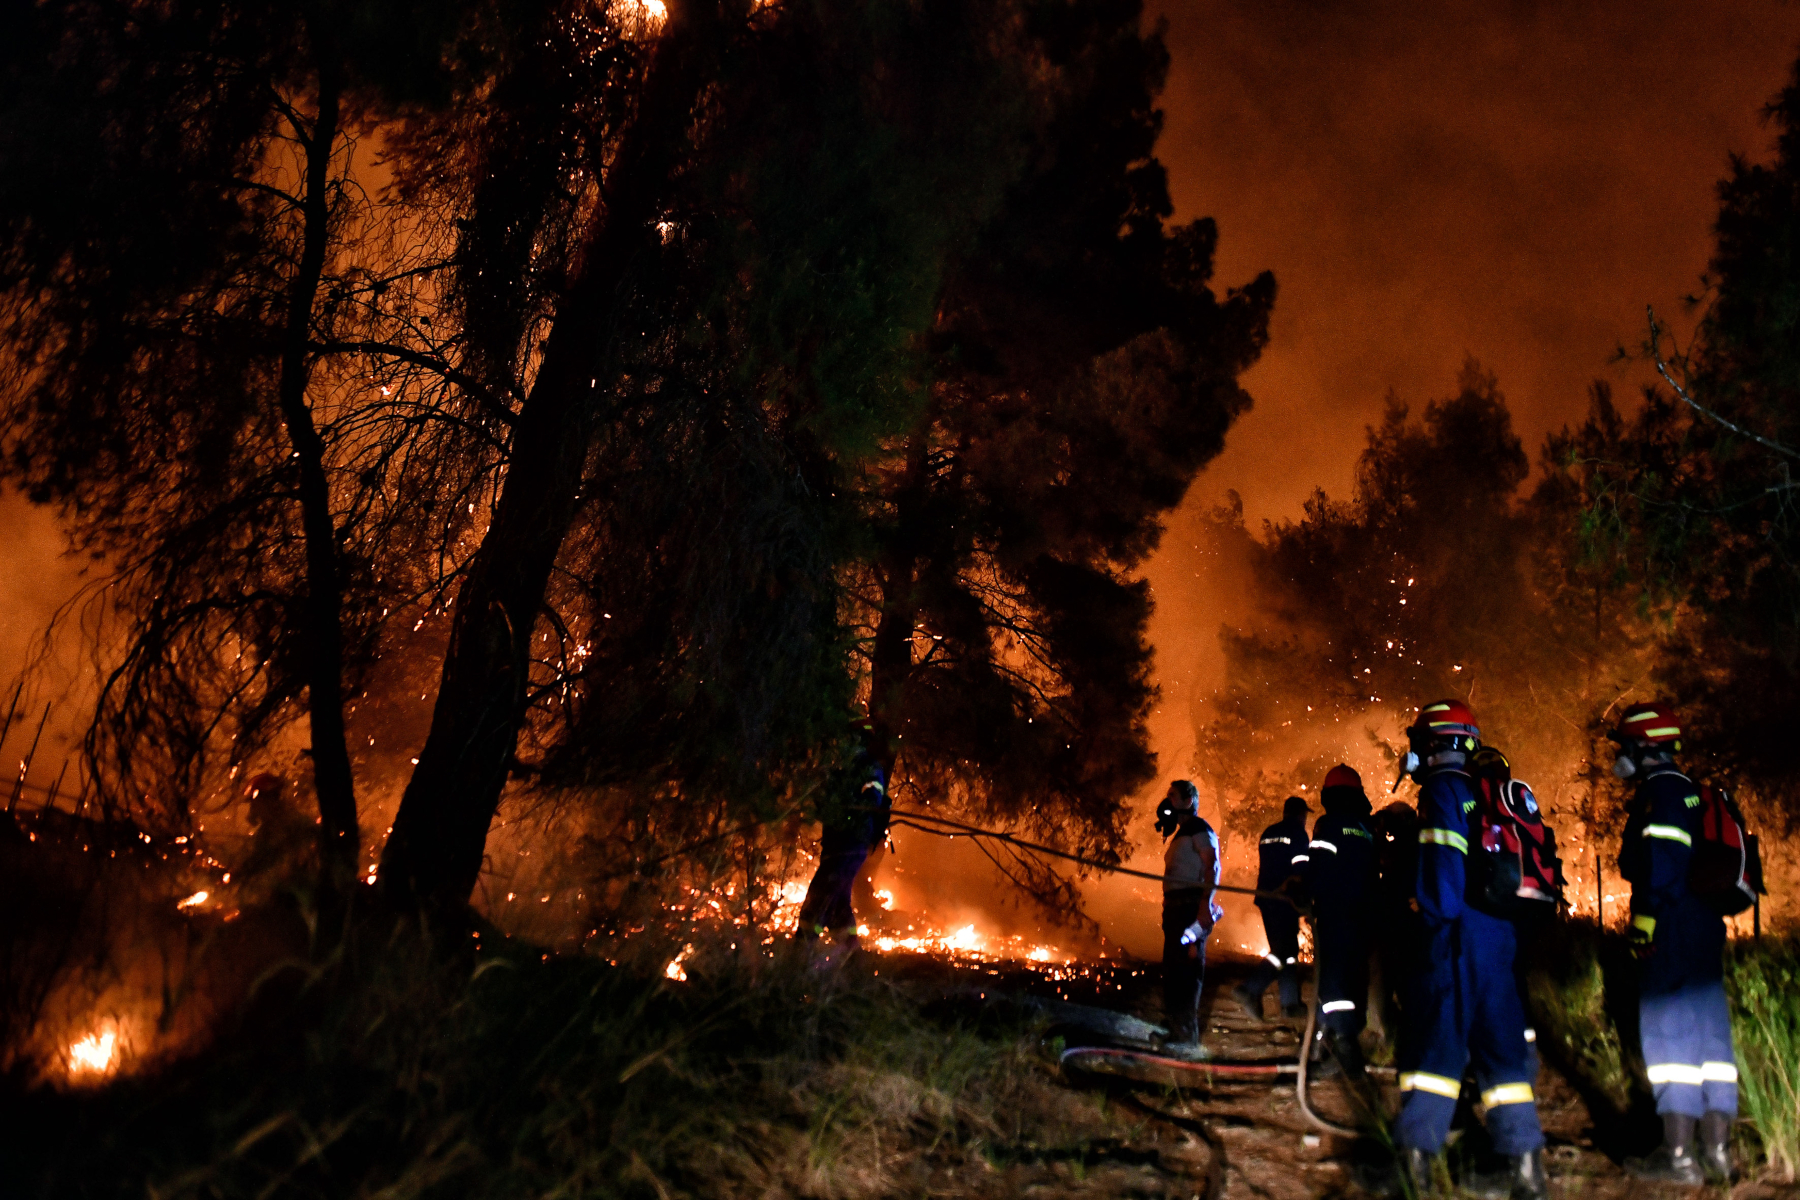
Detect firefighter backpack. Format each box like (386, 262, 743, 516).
(1471, 777, 1565, 918)
(1688, 783, 1765, 916)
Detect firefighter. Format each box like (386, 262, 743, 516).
(1468, 747, 1545, 1077)
(1305, 764, 1378, 1078)
(1393, 699, 1548, 1200)
(1158, 779, 1222, 1056)
(1369, 799, 1421, 1045)
(797, 720, 891, 950)
(1614, 703, 1737, 1186)
(1233, 795, 1311, 1021)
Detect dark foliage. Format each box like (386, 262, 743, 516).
(856, 2, 1276, 867)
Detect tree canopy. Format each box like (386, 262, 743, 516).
(0, 0, 1273, 920)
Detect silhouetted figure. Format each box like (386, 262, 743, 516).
(797, 723, 891, 950)
(1233, 794, 1309, 1020)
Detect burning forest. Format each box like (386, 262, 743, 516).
(2, 0, 1800, 1196)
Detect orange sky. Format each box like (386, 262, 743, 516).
(1153, 0, 1800, 526)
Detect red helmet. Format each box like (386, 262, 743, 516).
(245, 772, 282, 798)
(1412, 698, 1480, 741)
(1322, 763, 1363, 791)
(1615, 702, 1681, 749)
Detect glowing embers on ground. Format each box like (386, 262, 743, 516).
(646, 866, 1079, 982)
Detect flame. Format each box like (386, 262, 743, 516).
(641, 0, 666, 17)
(664, 945, 692, 981)
(874, 888, 895, 910)
(68, 1030, 117, 1075)
(177, 890, 208, 909)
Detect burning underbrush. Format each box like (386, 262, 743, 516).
(2, 918, 1176, 1200)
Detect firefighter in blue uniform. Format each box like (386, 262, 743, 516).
(1157, 779, 1222, 1056)
(1614, 702, 1737, 1185)
(1233, 794, 1310, 1021)
(1469, 747, 1543, 1078)
(1305, 763, 1378, 1078)
(798, 720, 891, 950)
(1393, 699, 1548, 1200)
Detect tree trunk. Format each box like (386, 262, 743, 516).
(275, 58, 359, 891)
(379, 8, 713, 913)
(869, 435, 932, 742)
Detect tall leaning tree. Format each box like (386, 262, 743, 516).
(0, 0, 497, 894)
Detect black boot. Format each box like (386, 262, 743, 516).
(1508, 1148, 1549, 1200)
(1324, 1029, 1367, 1082)
(1700, 1110, 1738, 1185)
(1624, 1112, 1703, 1185)
(1397, 1146, 1437, 1197)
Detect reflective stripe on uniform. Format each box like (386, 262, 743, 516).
(1647, 1063, 1706, 1086)
(1399, 1072, 1462, 1098)
(1523, 1027, 1537, 1044)
(1291, 854, 1310, 863)
(1482, 1083, 1535, 1107)
(1310, 839, 1339, 853)
(1703, 1061, 1739, 1083)
(1264, 953, 1282, 968)
(1643, 824, 1692, 846)
(1261, 836, 1291, 845)
(1320, 1000, 1357, 1014)
(1419, 828, 1468, 853)
(1285, 956, 1297, 965)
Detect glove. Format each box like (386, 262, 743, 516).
(1179, 920, 1207, 947)
(1629, 914, 1656, 959)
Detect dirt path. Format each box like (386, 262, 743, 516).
(893, 952, 1799, 1200)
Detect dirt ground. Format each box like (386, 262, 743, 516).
(886, 952, 1800, 1200)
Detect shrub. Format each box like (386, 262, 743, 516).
(1726, 935, 1800, 1181)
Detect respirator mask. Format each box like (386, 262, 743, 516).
(1155, 786, 1198, 836)
(1612, 753, 1638, 780)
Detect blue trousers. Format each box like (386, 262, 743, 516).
(1315, 912, 1370, 1038)
(798, 845, 871, 936)
(1641, 979, 1737, 1117)
(1395, 910, 1544, 1156)
(1243, 903, 1302, 1010)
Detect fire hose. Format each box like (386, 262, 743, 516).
(885, 806, 1364, 1137)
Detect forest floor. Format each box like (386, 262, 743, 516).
(890, 950, 1800, 1200)
(7, 911, 1799, 1199)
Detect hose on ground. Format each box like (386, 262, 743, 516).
(1295, 956, 1365, 1137)
(885, 806, 1366, 1137)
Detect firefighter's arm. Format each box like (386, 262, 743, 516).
(1304, 818, 1342, 904)
(1632, 785, 1696, 944)
(1415, 785, 1467, 925)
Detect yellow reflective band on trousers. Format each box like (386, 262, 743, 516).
(1642, 823, 1692, 846)
(1482, 1083, 1535, 1107)
(1647, 1063, 1706, 1086)
(1399, 1072, 1462, 1099)
(1419, 828, 1468, 853)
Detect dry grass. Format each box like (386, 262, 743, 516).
(1726, 935, 1800, 1181)
(1, 924, 1148, 1199)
